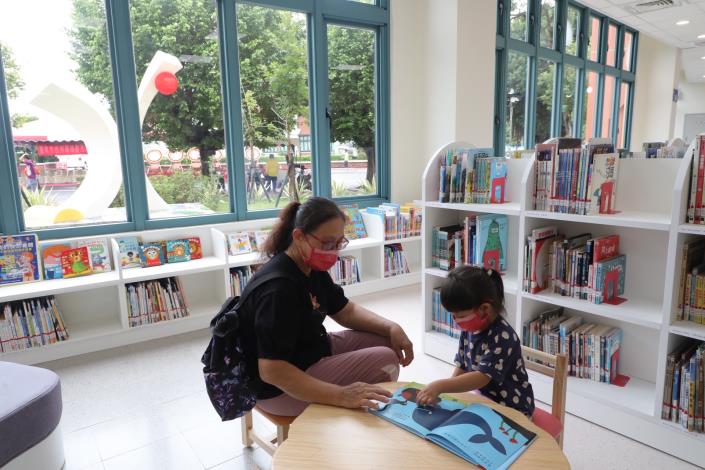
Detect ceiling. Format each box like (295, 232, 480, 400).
(580, 0, 705, 82)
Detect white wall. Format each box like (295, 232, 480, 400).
(630, 34, 679, 151)
(674, 71, 705, 141)
(390, 0, 496, 202)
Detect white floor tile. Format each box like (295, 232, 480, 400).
(208, 448, 271, 470)
(182, 418, 246, 469)
(91, 412, 181, 460)
(62, 462, 105, 470)
(62, 426, 102, 470)
(102, 434, 204, 470)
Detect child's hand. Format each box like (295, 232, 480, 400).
(416, 381, 443, 407)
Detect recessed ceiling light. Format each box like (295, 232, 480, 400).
(676, 20, 690, 26)
(699, 34, 705, 39)
(702, 56, 705, 60)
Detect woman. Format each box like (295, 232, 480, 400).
(238, 197, 414, 416)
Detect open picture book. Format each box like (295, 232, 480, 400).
(370, 383, 537, 470)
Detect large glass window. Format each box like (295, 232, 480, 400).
(495, 1, 637, 153)
(566, 6, 581, 56)
(540, 0, 557, 49)
(510, 0, 529, 41)
(617, 81, 630, 148)
(237, 4, 311, 211)
(505, 52, 529, 154)
(582, 70, 599, 138)
(561, 65, 578, 137)
(328, 25, 377, 198)
(128, 0, 228, 220)
(535, 59, 557, 144)
(587, 15, 601, 62)
(1, 0, 127, 230)
(606, 24, 618, 67)
(601, 75, 616, 139)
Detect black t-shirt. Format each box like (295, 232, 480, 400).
(239, 252, 349, 399)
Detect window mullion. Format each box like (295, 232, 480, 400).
(0, 53, 22, 235)
(219, 0, 246, 219)
(311, 5, 331, 198)
(377, 24, 390, 200)
(105, 0, 148, 231)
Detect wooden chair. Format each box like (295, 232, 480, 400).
(521, 346, 568, 448)
(241, 406, 296, 456)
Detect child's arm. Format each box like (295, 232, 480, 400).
(416, 370, 490, 406)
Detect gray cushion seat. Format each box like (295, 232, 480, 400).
(0, 362, 62, 468)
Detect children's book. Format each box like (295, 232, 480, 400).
(476, 214, 508, 272)
(60, 247, 93, 278)
(588, 153, 619, 215)
(370, 384, 537, 470)
(253, 230, 270, 253)
(188, 237, 203, 260)
(228, 232, 253, 256)
(0, 235, 41, 285)
(140, 242, 166, 267)
(490, 158, 508, 204)
(166, 239, 191, 263)
(41, 242, 74, 280)
(117, 237, 142, 269)
(77, 238, 112, 273)
(339, 203, 368, 240)
(529, 226, 558, 294)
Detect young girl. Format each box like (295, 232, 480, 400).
(417, 265, 535, 417)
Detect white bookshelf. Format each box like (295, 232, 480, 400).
(420, 140, 705, 467)
(0, 209, 420, 366)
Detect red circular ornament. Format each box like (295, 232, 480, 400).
(155, 72, 179, 95)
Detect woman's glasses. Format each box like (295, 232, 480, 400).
(307, 233, 349, 251)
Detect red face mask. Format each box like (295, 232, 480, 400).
(454, 312, 491, 333)
(303, 239, 339, 271)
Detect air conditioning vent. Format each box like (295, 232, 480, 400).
(628, 0, 680, 14)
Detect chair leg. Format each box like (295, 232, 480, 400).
(276, 424, 289, 445)
(557, 431, 564, 449)
(241, 412, 253, 447)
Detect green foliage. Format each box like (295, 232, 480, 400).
(23, 187, 57, 208)
(109, 173, 226, 212)
(357, 178, 376, 196)
(1, 42, 37, 128)
(332, 180, 353, 198)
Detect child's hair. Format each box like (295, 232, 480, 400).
(440, 265, 505, 314)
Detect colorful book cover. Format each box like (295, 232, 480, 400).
(41, 242, 74, 280)
(593, 235, 619, 262)
(490, 158, 508, 204)
(588, 153, 619, 215)
(228, 232, 252, 256)
(0, 235, 41, 285)
(594, 255, 627, 304)
(77, 238, 112, 273)
(253, 230, 270, 253)
(60, 246, 93, 278)
(188, 237, 203, 260)
(476, 214, 508, 272)
(166, 239, 191, 263)
(117, 237, 142, 269)
(339, 203, 367, 240)
(530, 226, 558, 294)
(370, 383, 537, 469)
(140, 242, 166, 267)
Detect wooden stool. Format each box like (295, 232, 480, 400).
(241, 406, 296, 456)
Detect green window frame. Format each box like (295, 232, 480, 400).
(0, 0, 390, 239)
(494, 0, 637, 155)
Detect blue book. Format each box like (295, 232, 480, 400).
(475, 214, 508, 272)
(371, 384, 537, 469)
(0, 235, 41, 285)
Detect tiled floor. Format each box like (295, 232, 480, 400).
(41, 285, 701, 470)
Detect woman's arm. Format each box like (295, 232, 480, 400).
(259, 358, 391, 408)
(330, 301, 414, 366)
(416, 371, 491, 406)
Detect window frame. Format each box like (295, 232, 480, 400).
(0, 0, 391, 239)
(494, 0, 637, 154)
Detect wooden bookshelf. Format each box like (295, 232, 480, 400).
(420, 140, 705, 468)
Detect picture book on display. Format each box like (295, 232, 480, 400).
(437, 147, 508, 204)
(117, 237, 142, 269)
(188, 237, 203, 260)
(0, 235, 41, 286)
(140, 242, 166, 268)
(41, 242, 73, 280)
(339, 203, 368, 240)
(228, 232, 253, 255)
(60, 247, 93, 278)
(77, 238, 112, 273)
(587, 152, 619, 215)
(370, 384, 536, 469)
(166, 239, 191, 263)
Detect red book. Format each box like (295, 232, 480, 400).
(593, 235, 619, 262)
(60, 247, 93, 278)
(188, 237, 203, 260)
(696, 137, 705, 224)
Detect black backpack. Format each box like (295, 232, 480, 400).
(201, 270, 302, 421)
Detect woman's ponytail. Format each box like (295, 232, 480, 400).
(262, 201, 301, 257)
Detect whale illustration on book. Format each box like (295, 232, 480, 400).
(371, 384, 537, 470)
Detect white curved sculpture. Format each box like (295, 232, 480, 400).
(24, 51, 184, 225)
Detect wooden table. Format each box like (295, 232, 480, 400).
(272, 382, 570, 470)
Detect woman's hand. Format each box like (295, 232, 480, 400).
(335, 382, 393, 409)
(389, 323, 414, 366)
(416, 381, 444, 407)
